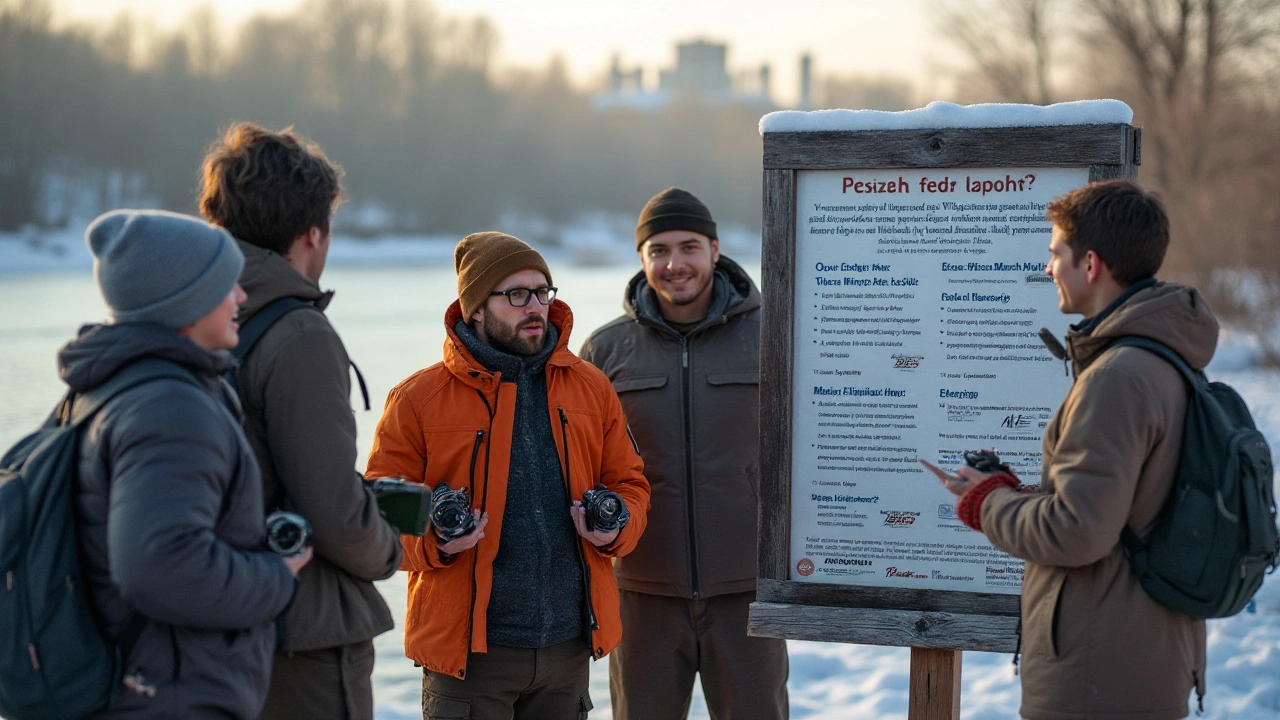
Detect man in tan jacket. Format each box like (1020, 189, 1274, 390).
(931, 179, 1211, 719)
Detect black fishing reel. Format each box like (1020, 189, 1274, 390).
(963, 450, 1012, 475)
(430, 483, 477, 540)
(581, 484, 630, 533)
(265, 510, 312, 556)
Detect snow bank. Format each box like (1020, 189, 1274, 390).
(760, 100, 1133, 134)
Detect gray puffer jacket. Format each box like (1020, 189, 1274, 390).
(62, 322, 296, 719)
(580, 257, 762, 598)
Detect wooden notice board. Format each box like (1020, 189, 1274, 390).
(750, 117, 1140, 654)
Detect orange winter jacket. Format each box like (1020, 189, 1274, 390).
(366, 299, 650, 679)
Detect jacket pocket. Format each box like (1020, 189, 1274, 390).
(1025, 568, 1068, 662)
(578, 692, 594, 720)
(613, 374, 668, 393)
(423, 688, 471, 719)
(706, 372, 760, 385)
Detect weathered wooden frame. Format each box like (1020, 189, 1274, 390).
(751, 123, 1140, 652)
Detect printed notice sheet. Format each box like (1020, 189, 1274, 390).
(789, 167, 1087, 593)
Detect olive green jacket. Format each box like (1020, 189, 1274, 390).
(580, 257, 762, 598)
(235, 240, 401, 652)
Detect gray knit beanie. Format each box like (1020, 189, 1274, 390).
(86, 209, 245, 330)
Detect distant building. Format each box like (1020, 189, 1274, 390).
(594, 39, 774, 111)
(799, 54, 813, 111)
(659, 40, 730, 95)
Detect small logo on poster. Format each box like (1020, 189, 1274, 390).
(881, 510, 921, 527)
(938, 503, 957, 519)
(892, 354, 923, 369)
(796, 558, 815, 577)
(885, 567, 927, 579)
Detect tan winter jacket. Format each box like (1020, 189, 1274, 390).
(580, 257, 762, 598)
(235, 241, 402, 653)
(980, 282, 1215, 720)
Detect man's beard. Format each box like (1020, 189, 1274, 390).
(485, 314, 546, 356)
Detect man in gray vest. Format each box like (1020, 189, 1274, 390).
(581, 188, 789, 719)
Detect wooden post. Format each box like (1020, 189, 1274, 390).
(908, 648, 962, 720)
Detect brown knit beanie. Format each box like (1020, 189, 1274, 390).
(455, 232, 553, 318)
(635, 187, 718, 249)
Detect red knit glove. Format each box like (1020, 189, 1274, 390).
(957, 473, 1019, 531)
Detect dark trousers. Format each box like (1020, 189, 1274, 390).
(421, 639, 592, 720)
(257, 639, 376, 720)
(609, 590, 789, 720)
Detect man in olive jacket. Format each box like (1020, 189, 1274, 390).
(200, 123, 402, 720)
(933, 180, 1210, 719)
(581, 188, 788, 719)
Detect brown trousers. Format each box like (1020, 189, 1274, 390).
(257, 639, 376, 720)
(609, 591, 789, 720)
(421, 639, 593, 720)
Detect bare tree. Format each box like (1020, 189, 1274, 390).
(1084, 0, 1280, 182)
(934, 0, 1061, 104)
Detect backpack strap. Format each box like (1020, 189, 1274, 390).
(1106, 336, 1205, 387)
(226, 296, 372, 411)
(224, 297, 314, 387)
(70, 358, 200, 427)
(350, 359, 371, 411)
(232, 297, 314, 364)
(1109, 336, 1202, 561)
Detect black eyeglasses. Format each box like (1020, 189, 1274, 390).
(490, 286, 558, 307)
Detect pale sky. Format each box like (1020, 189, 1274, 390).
(50, 0, 961, 106)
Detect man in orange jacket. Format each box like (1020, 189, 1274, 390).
(367, 232, 650, 719)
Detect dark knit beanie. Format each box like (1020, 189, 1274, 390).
(635, 187, 718, 249)
(455, 232, 553, 319)
(87, 209, 245, 330)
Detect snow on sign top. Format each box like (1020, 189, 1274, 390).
(759, 99, 1133, 134)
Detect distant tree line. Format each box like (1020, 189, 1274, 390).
(0, 0, 774, 237)
(937, 0, 1280, 362)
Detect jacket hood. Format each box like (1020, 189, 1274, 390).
(57, 321, 232, 392)
(441, 298, 578, 388)
(235, 239, 332, 317)
(1066, 282, 1219, 372)
(623, 255, 761, 328)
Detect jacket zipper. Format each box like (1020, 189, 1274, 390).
(681, 338, 701, 598)
(468, 430, 484, 487)
(461, 389, 495, 678)
(559, 408, 599, 643)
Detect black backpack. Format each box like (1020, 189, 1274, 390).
(0, 358, 197, 720)
(1112, 336, 1280, 619)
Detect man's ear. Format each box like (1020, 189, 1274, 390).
(287, 226, 323, 257)
(1084, 250, 1107, 285)
(471, 306, 485, 325)
(710, 237, 720, 264)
